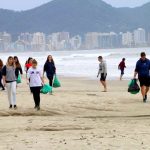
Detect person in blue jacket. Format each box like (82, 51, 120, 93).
(43, 55, 56, 86)
(134, 52, 150, 103)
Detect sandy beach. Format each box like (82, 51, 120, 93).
(0, 77, 150, 150)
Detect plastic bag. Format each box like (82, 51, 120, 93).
(128, 79, 140, 94)
(53, 75, 61, 88)
(17, 74, 21, 84)
(40, 84, 52, 94)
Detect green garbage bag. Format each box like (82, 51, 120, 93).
(40, 84, 52, 94)
(128, 79, 140, 94)
(17, 74, 21, 84)
(53, 75, 61, 88)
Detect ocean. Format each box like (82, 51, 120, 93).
(0, 48, 150, 80)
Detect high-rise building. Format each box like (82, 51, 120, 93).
(32, 32, 46, 51)
(0, 32, 12, 51)
(122, 32, 134, 47)
(70, 35, 82, 49)
(84, 32, 99, 49)
(134, 28, 146, 46)
(98, 32, 120, 48)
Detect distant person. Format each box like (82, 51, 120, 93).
(27, 59, 44, 110)
(134, 52, 150, 103)
(14, 56, 23, 79)
(2, 56, 17, 109)
(0, 59, 5, 90)
(118, 58, 126, 80)
(25, 57, 33, 92)
(25, 57, 33, 76)
(97, 56, 107, 92)
(43, 55, 56, 87)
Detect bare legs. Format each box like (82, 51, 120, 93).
(100, 80, 107, 92)
(141, 86, 149, 102)
(120, 74, 123, 81)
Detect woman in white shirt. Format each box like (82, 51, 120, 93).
(27, 59, 44, 110)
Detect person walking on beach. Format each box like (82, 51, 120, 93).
(2, 56, 17, 109)
(43, 55, 56, 86)
(118, 58, 126, 80)
(25, 57, 33, 76)
(0, 59, 5, 90)
(134, 52, 150, 103)
(97, 56, 107, 92)
(14, 56, 23, 79)
(27, 59, 44, 110)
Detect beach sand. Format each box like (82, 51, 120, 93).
(0, 77, 150, 150)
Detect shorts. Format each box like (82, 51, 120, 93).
(121, 69, 124, 75)
(100, 73, 107, 81)
(139, 77, 150, 87)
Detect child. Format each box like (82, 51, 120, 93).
(2, 56, 17, 109)
(27, 59, 44, 110)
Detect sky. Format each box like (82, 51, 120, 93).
(0, 0, 149, 11)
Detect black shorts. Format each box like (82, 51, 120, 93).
(139, 77, 150, 87)
(121, 69, 124, 75)
(100, 73, 107, 81)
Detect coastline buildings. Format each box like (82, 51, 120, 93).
(0, 28, 149, 51)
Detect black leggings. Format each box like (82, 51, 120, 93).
(47, 76, 54, 86)
(30, 87, 41, 107)
(0, 77, 5, 90)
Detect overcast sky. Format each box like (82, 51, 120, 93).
(0, 0, 149, 11)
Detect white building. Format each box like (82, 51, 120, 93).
(32, 32, 46, 51)
(70, 35, 82, 49)
(134, 28, 146, 46)
(122, 32, 133, 47)
(0, 32, 12, 51)
(84, 32, 99, 49)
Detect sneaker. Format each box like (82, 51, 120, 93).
(34, 105, 37, 109)
(14, 105, 17, 109)
(9, 105, 12, 109)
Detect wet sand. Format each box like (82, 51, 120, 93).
(0, 77, 150, 150)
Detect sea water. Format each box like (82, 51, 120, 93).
(0, 48, 150, 80)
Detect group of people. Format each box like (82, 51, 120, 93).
(0, 55, 56, 110)
(0, 52, 149, 111)
(97, 52, 150, 103)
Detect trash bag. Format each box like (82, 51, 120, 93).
(40, 84, 52, 94)
(17, 74, 21, 84)
(128, 79, 140, 94)
(53, 75, 61, 88)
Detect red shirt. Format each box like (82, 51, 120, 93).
(25, 63, 32, 70)
(119, 61, 126, 70)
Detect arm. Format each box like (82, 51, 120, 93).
(103, 62, 107, 76)
(19, 66, 23, 75)
(97, 64, 100, 77)
(40, 70, 44, 85)
(2, 66, 6, 87)
(134, 62, 138, 78)
(43, 63, 46, 77)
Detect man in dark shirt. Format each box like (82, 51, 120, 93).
(134, 52, 150, 103)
